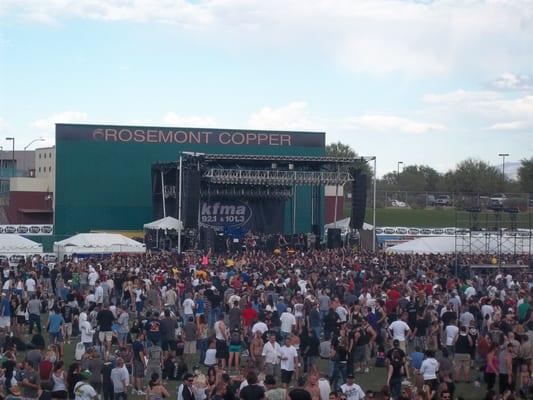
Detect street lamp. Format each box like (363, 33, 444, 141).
(24, 138, 45, 151)
(498, 153, 509, 190)
(23, 138, 45, 175)
(6, 138, 14, 178)
(397, 161, 403, 185)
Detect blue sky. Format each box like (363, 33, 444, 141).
(1, 0, 532, 176)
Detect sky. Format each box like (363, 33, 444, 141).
(0, 0, 532, 177)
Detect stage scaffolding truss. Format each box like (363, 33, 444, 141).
(203, 168, 352, 186)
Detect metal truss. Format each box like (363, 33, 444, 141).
(203, 168, 353, 186)
(201, 154, 361, 164)
(202, 185, 293, 199)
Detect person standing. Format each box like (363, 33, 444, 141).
(74, 370, 98, 400)
(20, 361, 41, 400)
(340, 374, 365, 400)
(96, 303, 115, 352)
(110, 357, 130, 400)
(263, 334, 282, 378)
(214, 313, 228, 369)
(132, 332, 147, 396)
(27, 294, 42, 335)
(183, 316, 198, 365)
(280, 336, 299, 389)
(498, 342, 515, 394)
(388, 313, 410, 353)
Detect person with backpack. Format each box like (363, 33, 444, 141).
(228, 328, 243, 373)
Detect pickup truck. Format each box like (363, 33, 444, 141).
(435, 195, 452, 206)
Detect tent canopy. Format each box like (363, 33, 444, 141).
(0, 234, 43, 254)
(387, 236, 531, 254)
(54, 233, 145, 257)
(143, 216, 182, 231)
(324, 218, 373, 231)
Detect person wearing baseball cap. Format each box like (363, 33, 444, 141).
(74, 370, 97, 400)
(340, 374, 365, 400)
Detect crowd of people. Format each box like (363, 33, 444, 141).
(0, 247, 532, 400)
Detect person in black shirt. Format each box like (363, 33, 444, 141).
(239, 371, 265, 400)
(96, 303, 115, 352)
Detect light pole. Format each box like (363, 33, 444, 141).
(498, 153, 509, 191)
(6, 138, 14, 178)
(23, 138, 45, 175)
(397, 161, 403, 185)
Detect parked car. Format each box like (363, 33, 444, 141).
(390, 199, 408, 208)
(435, 195, 452, 206)
(489, 193, 507, 209)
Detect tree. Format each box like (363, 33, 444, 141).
(518, 157, 533, 193)
(378, 165, 441, 192)
(325, 141, 372, 180)
(443, 158, 501, 194)
(326, 142, 356, 158)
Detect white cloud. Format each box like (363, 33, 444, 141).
(422, 89, 533, 131)
(345, 114, 445, 134)
(162, 112, 216, 127)
(2, 0, 532, 76)
(248, 101, 320, 131)
(488, 73, 533, 91)
(0, 117, 7, 132)
(30, 111, 88, 146)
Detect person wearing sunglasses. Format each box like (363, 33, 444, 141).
(177, 373, 196, 400)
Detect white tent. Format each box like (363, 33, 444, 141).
(143, 216, 182, 231)
(324, 218, 373, 231)
(388, 236, 532, 254)
(54, 233, 145, 258)
(0, 234, 43, 254)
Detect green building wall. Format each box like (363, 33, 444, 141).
(55, 124, 325, 236)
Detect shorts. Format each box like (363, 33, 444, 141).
(64, 322, 73, 337)
(161, 340, 176, 352)
(216, 339, 228, 359)
(229, 344, 241, 353)
(17, 315, 26, 325)
(0, 316, 10, 328)
(49, 331, 64, 343)
(184, 341, 197, 354)
(454, 353, 471, 370)
(354, 346, 366, 362)
(99, 331, 113, 342)
(281, 369, 294, 384)
(133, 359, 145, 378)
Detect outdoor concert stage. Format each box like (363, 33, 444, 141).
(151, 153, 366, 251)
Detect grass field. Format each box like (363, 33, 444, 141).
(359, 207, 533, 228)
(53, 339, 484, 400)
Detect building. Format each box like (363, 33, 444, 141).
(0, 150, 36, 193)
(55, 124, 326, 235)
(5, 147, 55, 224)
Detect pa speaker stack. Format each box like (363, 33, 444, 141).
(327, 228, 342, 249)
(350, 169, 367, 229)
(181, 167, 201, 229)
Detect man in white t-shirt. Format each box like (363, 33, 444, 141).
(25, 275, 36, 294)
(262, 334, 282, 378)
(279, 337, 299, 389)
(280, 308, 296, 341)
(182, 293, 195, 319)
(389, 314, 411, 352)
(340, 374, 365, 400)
(336, 305, 348, 322)
(88, 267, 99, 287)
(445, 319, 459, 355)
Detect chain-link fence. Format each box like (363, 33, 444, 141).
(365, 190, 532, 211)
